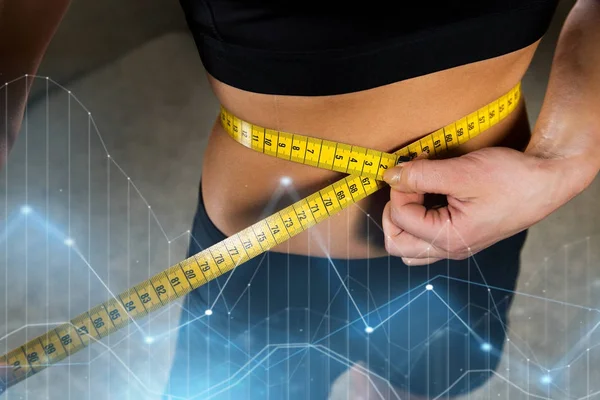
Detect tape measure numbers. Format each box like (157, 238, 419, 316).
(222, 82, 521, 174)
(0, 82, 521, 393)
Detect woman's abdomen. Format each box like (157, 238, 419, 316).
(201, 40, 540, 259)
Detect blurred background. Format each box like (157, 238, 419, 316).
(3, 0, 600, 399)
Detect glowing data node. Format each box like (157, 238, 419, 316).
(64, 238, 74, 247)
(425, 284, 434, 291)
(280, 176, 292, 186)
(205, 309, 213, 316)
(365, 326, 374, 334)
(540, 375, 552, 385)
(144, 337, 154, 344)
(480, 342, 492, 352)
(20, 205, 32, 215)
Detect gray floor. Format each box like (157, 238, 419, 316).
(3, 1, 600, 399)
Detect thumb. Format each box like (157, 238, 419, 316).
(382, 158, 464, 195)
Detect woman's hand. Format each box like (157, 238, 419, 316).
(380, 0, 600, 266)
(381, 146, 596, 265)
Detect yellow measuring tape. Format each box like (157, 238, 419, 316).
(0, 82, 521, 393)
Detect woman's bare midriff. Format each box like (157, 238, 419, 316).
(201, 40, 540, 259)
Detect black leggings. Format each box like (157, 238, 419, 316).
(163, 188, 526, 399)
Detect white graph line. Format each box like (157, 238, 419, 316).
(284, 185, 371, 325)
(210, 252, 267, 312)
(69, 246, 145, 335)
(372, 290, 428, 331)
(432, 368, 553, 400)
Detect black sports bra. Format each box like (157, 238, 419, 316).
(179, 1, 559, 96)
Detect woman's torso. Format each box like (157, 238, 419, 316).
(202, 42, 537, 259)
(187, 1, 557, 258)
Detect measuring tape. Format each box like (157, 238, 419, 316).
(0, 82, 521, 393)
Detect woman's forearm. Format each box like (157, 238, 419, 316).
(0, 0, 70, 166)
(526, 0, 600, 177)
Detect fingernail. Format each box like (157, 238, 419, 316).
(383, 166, 402, 185)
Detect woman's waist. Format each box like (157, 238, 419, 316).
(201, 98, 531, 259)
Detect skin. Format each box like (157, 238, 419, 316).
(382, 0, 600, 265)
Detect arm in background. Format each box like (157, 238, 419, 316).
(0, 0, 71, 167)
(525, 0, 600, 175)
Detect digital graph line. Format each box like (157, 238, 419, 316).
(1, 75, 600, 399)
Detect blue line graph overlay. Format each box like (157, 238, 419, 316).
(1, 75, 600, 399)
